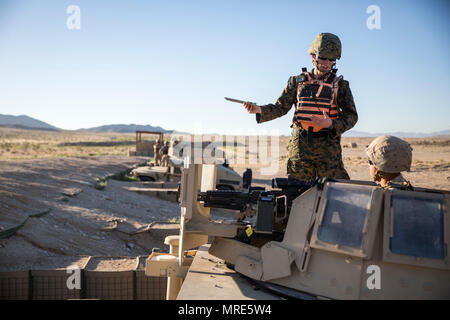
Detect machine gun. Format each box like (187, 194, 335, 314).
(197, 177, 317, 235)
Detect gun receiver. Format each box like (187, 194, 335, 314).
(198, 178, 314, 210)
(197, 178, 315, 234)
(197, 189, 261, 212)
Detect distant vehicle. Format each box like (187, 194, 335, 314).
(131, 165, 177, 182)
(131, 160, 244, 191)
(214, 162, 244, 191)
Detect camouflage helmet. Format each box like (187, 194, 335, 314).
(366, 136, 413, 173)
(308, 33, 342, 60)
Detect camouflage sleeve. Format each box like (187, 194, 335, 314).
(331, 79, 358, 137)
(256, 76, 297, 123)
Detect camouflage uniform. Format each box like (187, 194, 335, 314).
(160, 143, 170, 167)
(256, 70, 358, 180)
(154, 140, 162, 166)
(390, 174, 408, 184)
(381, 174, 412, 189)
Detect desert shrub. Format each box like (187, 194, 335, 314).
(95, 178, 107, 190)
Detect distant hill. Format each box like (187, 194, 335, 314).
(1, 113, 448, 138)
(344, 129, 450, 138)
(80, 124, 173, 133)
(0, 114, 59, 131)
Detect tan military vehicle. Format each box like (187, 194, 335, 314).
(131, 160, 243, 191)
(146, 164, 450, 300)
(131, 165, 179, 182)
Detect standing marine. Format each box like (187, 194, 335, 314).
(154, 138, 163, 166)
(243, 33, 358, 180)
(160, 141, 170, 167)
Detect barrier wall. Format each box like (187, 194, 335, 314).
(0, 257, 166, 300)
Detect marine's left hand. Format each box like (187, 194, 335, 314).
(311, 111, 332, 129)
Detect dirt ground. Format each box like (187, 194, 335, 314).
(0, 136, 449, 272)
(0, 156, 181, 271)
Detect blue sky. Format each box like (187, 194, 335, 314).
(0, 0, 449, 135)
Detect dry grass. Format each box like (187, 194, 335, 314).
(0, 127, 137, 160)
(407, 139, 450, 147)
(1, 128, 449, 165)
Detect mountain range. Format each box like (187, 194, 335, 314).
(0, 114, 173, 133)
(0, 114, 59, 131)
(0, 114, 448, 138)
(79, 124, 172, 133)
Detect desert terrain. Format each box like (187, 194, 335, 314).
(0, 128, 449, 272)
(231, 135, 450, 190)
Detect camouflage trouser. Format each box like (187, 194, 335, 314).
(161, 155, 170, 167)
(286, 128, 350, 181)
(154, 153, 162, 166)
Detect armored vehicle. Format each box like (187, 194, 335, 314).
(146, 164, 450, 300)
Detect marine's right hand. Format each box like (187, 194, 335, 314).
(243, 102, 261, 114)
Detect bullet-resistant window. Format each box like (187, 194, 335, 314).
(390, 194, 446, 260)
(317, 185, 373, 248)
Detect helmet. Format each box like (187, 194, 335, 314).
(366, 136, 413, 173)
(308, 33, 342, 60)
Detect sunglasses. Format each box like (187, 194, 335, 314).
(317, 56, 336, 62)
